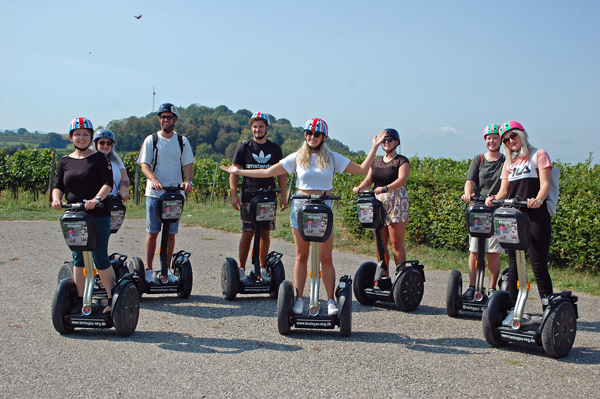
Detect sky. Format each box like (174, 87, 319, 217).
(2, 0, 599, 164)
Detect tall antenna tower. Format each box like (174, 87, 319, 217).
(152, 87, 156, 113)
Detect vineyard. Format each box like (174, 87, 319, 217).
(1, 147, 599, 272)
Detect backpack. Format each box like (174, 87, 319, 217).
(150, 132, 184, 172)
(529, 148, 560, 217)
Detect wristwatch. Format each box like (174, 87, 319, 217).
(186, 181, 193, 186)
(95, 196, 102, 201)
(536, 198, 543, 205)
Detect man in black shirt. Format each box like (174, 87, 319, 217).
(230, 112, 287, 282)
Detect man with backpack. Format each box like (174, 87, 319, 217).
(230, 112, 287, 282)
(138, 103, 194, 283)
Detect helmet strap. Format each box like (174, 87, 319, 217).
(385, 144, 399, 156)
(74, 144, 89, 153)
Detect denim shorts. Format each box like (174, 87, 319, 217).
(146, 196, 179, 234)
(289, 197, 332, 229)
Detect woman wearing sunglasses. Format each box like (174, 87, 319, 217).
(485, 121, 554, 317)
(352, 128, 410, 273)
(93, 129, 130, 201)
(221, 118, 385, 316)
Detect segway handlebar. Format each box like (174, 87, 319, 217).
(292, 192, 341, 201)
(245, 187, 281, 195)
(163, 185, 185, 192)
(358, 190, 376, 196)
(491, 198, 529, 207)
(461, 195, 487, 203)
(61, 201, 105, 210)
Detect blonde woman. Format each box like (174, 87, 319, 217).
(221, 118, 385, 316)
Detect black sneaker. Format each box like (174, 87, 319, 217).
(462, 286, 475, 300)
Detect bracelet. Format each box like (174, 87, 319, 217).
(385, 186, 389, 192)
(186, 181, 193, 186)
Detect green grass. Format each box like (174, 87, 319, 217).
(2, 191, 598, 296)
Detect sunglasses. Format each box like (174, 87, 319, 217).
(382, 138, 396, 143)
(159, 115, 176, 121)
(305, 131, 323, 139)
(97, 140, 113, 146)
(502, 132, 518, 144)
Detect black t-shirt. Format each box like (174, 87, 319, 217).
(54, 152, 113, 217)
(232, 139, 283, 202)
(371, 154, 410, 187)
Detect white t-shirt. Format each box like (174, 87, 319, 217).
(110, 158, 126, 196)
(138, 131, 195, 198)
(279, 151, 350, 190)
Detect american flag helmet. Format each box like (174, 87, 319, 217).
(251, 112, 270, 127)
(69, 117, 93, 134)
(304, 118, 328, 137)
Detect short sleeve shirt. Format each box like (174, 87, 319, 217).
(279, 151, 351, 191)
(466, 153, 505, 197)
(500, 148, 552, 200)
(232, 139, 283, 203)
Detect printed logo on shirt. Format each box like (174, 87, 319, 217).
(246, 150, 273, 169)
(508, 161, 538, 182)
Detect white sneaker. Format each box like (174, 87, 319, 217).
(292, 298, 304, 315)
(239, 268, 246, 282)
(145, 269, 154, 283)
(502, 308, 515, 326)
(260, 267, 270, 282)
(327, 299, 339, 316)
(168, 270, 178, 283)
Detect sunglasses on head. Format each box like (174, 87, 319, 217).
(97, 140, 113, 146)
(305, 131, 323, 138)
(502, 132, 518, 144)
(159, 115, 176, 121)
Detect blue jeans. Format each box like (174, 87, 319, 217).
(73, 216, 111, 270)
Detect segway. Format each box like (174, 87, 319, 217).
(446, 196, 497, 317)
(277, 193, 352, 337)
(57, 195, 130, 296)
(221, 187, 285, 300)
(51, 202, 140, 336)
(128, 186, 193, 298)
(482, 198, 578, 358)
(353, 191, 425, 311)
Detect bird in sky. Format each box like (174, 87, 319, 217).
(134, 15, 142, 19)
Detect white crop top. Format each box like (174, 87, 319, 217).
(279, 152, 351, 190)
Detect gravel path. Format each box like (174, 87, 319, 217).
(1, 219, 599, 398)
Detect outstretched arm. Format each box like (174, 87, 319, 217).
(343, 130, 386, 175)
(220, 162, 286, 178)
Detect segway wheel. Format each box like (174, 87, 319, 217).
(269, 260, 285, 299)
(542, 300, 577, 358)
(353, 262, 378, 306)
(498, 268, 509, 292)
(393, 267, 424, 312)
(57, 261, 74, 284)
(482, 290, 511, 347)
(221, 258, 239, 301)
(51, 279, 77, 334)
(277, 280, 294, 335)
(446, 269, 462, 317)
(177, 261, 193, 299)
(127, 256, 146, 298)
(112, 281, 140, 337)
(338, 291, 352, 337)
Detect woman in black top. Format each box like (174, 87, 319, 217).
(353, 129, 410, 271)
(51, 118, 114, 313)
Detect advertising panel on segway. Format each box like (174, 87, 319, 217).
(221, 187, 286, 300)
(482, 198, 579, 358)
(353, 191, 426, 312)
(277, 193, 352, 337)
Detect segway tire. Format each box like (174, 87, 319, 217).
(393, 267, 424, 312)
(338, 291, 352, 337)
(112, 281, 140, 337)
(446, 269, 462, 317)
(482, 290, 511, 347)
(269, 260, 285, 299)
(51, 279, 76, 334)
(221, 258, 239, 300)
(57, 261, 74, 284)
(277, 280, 294, 335)
(542, 300, 577, 358)
(177, 261, 193, 299)
(127, 256, 146, 298)
(353, 262, 378, 306)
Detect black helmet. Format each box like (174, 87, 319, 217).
(383, 128, 400, 141)
(157, 103, 178, 117)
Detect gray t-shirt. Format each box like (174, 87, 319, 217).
(465, 153, 505, 197)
